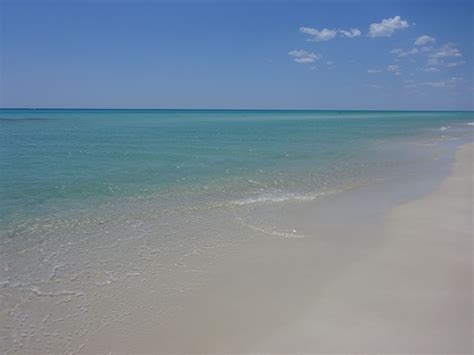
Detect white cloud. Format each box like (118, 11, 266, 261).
(300, 27, 361, 41)
(390, 47, 419, 57)
(430, 43, 461, 59)
(288, 50, 321, 64)
(369, 16, 409, 38)
(414, 35, 435, 46)
(339, 28, 361, 38)
(387, 64, 401, 75)
(410, 77, 465, 89)
(367, 69, 382, 73)
(326, 61, 334, 65)
(446, 60, 466, 67)
(427, 43, 462, 66)
(423, 67, 440, 72)
(300, 27, 337, 42)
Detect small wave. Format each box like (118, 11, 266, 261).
(440, 126, 451, 131)
(227, 182, 370, 208)
(230, 191, 331, 206)
(467, 122, 474, 126)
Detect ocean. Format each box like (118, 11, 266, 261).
(1, 109, 473, 228)
(1, 109, 473, 352)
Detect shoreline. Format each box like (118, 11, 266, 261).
(252, 142, 473, 353)
(142, 142, 473, 353)
(3, 140, 472, 353)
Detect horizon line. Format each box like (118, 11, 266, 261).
(1, 107, 473, 112)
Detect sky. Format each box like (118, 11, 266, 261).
(1, 0, 473, 110)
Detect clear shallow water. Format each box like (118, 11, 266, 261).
(1, 109, 473, 352)
(1, 109, 473, 230)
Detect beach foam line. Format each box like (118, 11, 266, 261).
(228, 181, 372, 207)
(230, 191, 331, 206)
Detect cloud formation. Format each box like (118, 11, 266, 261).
(390, 47, 419, 57)
(427, 43, 462, 66)
(288, 50, 321, 63)
(369, 16, 409, 38)
(406, 77, 464, 89)
(291, 18, 468, 88)
(300, 27, 361, 41)
(300, 27, 337, 42)
(339, 28, 361, 38)
(414, 35, 435, 46)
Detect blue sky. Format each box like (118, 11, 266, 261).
(1, 0, 472, 110)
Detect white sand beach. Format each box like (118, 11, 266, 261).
(252, 142, 473, 353)
(142, 143, 472, 354)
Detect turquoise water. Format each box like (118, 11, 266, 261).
(1, 109, 473, 230)
(1, 109, 473, 352)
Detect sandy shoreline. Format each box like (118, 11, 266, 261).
(252, 142, 473, 353)
(58, 142, 472, 354)
(138, 143, 472, 354)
